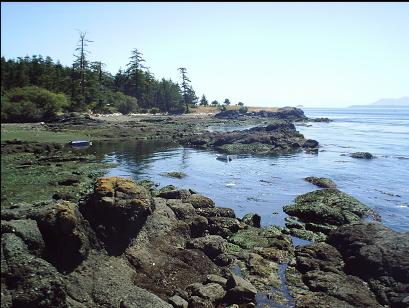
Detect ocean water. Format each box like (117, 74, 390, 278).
(91, 108, 409, 233)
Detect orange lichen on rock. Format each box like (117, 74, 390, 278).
(95, 177, 117, 194)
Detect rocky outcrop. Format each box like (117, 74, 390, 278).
(3, 176, 406, 308)
(185, 120, 318, 155)
(214, 110, 241, 119)
(247, 107, 308, 122)
(283, 189, 380, 241)
(328, 222, 409, 307)
(80, 177, 154, 255)
(286, 222, 409, 308)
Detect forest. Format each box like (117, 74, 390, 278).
(1, 32, 235, 122)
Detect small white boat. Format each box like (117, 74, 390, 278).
(69, 140, 92, 147)
(216, 154, 230, 161)
(216, 154, 237, 162)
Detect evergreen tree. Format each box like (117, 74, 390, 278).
(125, 49, 147, 103)
(72, 31, 93, 109)
(223, 98, 231, 106)
(178, 67, 192, 113)
(199, 94, 209, 106)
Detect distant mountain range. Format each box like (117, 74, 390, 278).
(350, 97, 409, 108)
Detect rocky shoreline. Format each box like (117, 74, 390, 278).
(2, 177, 408, 307)
(1, 107, 408, 307)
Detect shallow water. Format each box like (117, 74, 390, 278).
(89, 107, 409, 233)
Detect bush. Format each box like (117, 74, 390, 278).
(149, 107, 160, 114)
(111, 92, 139, 115)
(238, 106, 248, 114)
(1, 86, 69, 122)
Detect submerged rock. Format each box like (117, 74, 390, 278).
(304, 176, 337, 189)
(350, 152, 374, 159)
(160, 171, 187, 179)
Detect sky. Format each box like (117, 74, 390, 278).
(1, 2, 409, 108)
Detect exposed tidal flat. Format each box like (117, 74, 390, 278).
(1, 108, 408, 307)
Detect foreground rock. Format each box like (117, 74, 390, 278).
(286, 222, 409, 308)
(283, 189, 380, 241)
(1, 176, 299, 307)
(80, 177, 154, 255)
(328, 222, 409, 307)
(185, 120, 318, 155)
(2, 176, 406, 307)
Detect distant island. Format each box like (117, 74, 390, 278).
(350, 96, 409, 108)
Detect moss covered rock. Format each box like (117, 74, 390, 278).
(283, 189, 380, 242)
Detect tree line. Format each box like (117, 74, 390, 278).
(1, 32, 242, 122)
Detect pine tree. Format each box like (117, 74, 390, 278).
(72, 31, 93, 109)
(200, 94, 209, 106)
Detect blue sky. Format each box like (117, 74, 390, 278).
(2, 2, 409, 107)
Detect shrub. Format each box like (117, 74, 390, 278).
(1, 86, 69, 122)
(239, 106, 248, 114)
(149, 107, 160, 114)
(111, 92, 139, 115)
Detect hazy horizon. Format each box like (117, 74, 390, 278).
(2, 2, 409, 108)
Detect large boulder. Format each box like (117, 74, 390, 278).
(186, 194, 215, 209)
(328, 222, 409, 307)
(80, 177, 154, 255)
(2, 201, 96, 272)
(1, 219, 45, 257)
(1, 233, 68, 307)
(35, 201, 95, 272)
(187, 235, 227, 259)
(283, 189, 380, 241)
(224, 274, 257, 304)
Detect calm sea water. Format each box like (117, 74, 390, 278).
(90, 108, 409, 233)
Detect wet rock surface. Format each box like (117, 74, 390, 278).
(350, 151, 374, 159)
(1, 177, 407, 308)
(304, 176, 337, 189)
(287, 222, 409, 308)
(283, 188, 380, 241)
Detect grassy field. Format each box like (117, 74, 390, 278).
(1, 123, 91, 143)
